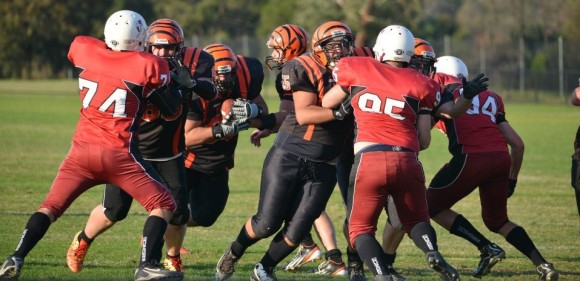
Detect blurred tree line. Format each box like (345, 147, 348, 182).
(1, 0, 579, 83)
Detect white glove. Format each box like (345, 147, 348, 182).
(231, 98, 261, 120)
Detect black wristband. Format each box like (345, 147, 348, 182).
(211, 123, 223, 139)
(258, 113, 277, 130)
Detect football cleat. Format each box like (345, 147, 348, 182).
(283, 244, 323, 271)
(134, 260, 184, 281)
(536, 263, 559, 281)
(250, 263, 278, 281)
(67, 231, 91, 273)
(315, 260, 348, 276)
(0, 256, 23, 280)
(386, 264, 408, 281)
(215, 242, 240, 281)
(427, 251, 460, 281)
(473, 243, 505, 277)
(347, 250, 367, 281)
(163, 256, 183, 272)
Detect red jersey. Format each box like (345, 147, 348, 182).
(334, 57, 441, 152)
(438, 88, 509, 155)
(67, 36, 170, 151)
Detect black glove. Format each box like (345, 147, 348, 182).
(332, 95, 353, 120)
(507, 178, 517, 198)
(212, 121, 239, 139)
(461, 73, 489, 99)
(169, 59, 196, 89)
(231, 98, 262, 120)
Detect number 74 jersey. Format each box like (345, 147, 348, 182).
(67, 36, 170, 151)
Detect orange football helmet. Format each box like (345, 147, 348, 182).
(265, 24, 308, 70)
(204, 43, 238, 97)
(146, 19, 185, 59)
(311, 21, 354, 68)
(410, 38, 436, 77)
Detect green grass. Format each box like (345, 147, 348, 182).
(0, 80, 579, 280)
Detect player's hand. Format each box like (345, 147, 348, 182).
(211, 120, 245, 139)
(250, 129, 272, 147)
(507, 178, 517, 198)
(170, 59, 196, 89)
(461, 73, 489, 99)
(332, 94, 353, 120)
(231, 98, 262, 120)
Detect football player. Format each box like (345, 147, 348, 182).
(182, 43, 267, 242)
(426, 56, 560, 280)
(214, 21, 359, 281)
(570, 78, 580, 235)
(0, 11, 183, 281)
(321, 25, 489, 281)
(64, 18, 217, 275)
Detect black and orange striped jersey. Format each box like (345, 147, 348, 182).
(275, 71, 293, 101)
(138, 46, 213, 160)
(184, 56, 263, 172)
(276, 53, 353, 162)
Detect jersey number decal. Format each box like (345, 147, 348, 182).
(80, 78, 128, 118)
(466, 96, 497, 122)
(358, 93, 406, 120)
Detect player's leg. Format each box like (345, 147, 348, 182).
(108, 149, 181, 280)
(2, 142, 96, 279)
(216, 147, 297, 281)
(259, 158, 338, 277)
(151, 157, 189, 272)
(67, 184, 133, 273)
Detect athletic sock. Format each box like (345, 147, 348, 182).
(78, 230, 94, 244)
(13, 212, 52, 258)
(231, 226, 257, 258)
(410, 222, 438, 253)
(326, 248, 343, 263)
(141, 215, 167, 266)
(259, 232, 295, 268)
(506, 226, 546, 266)
(354, 234, 388, 276)
(449, 214, 491, 249)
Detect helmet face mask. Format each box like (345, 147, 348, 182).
(312, 21, 354, 68)
(104, 10, 148, 52)
(204, 43, 238, 98)
(265, 24, 308, 70)
(146, 19, 185, 60)
(410, 38, 436, 77)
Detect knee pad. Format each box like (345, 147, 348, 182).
(250, 215, 281, 239)
(103, 205, 130, 222)
(169, 206, 190, 226)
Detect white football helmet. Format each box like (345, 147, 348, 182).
(373, 25, 414, 63)
(104, 10, 147, 52)
(434, 56, 469, 79)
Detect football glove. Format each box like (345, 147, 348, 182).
(231, 98, 262, 120)
(461, 73, 489, 99)
(170, 59, 196, 89)
(507, 178, 517, 198)
(212, 120, 247, 139)
(332, 94, 353, 120)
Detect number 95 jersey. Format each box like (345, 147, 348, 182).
(67, 36, 170, 152)
(333, 56, 440, 153)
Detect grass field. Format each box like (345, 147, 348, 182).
(0, 80, 579, 281)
